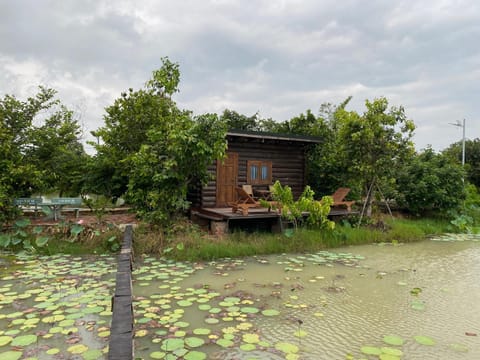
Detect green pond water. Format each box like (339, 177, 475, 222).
(132, 235, 480, 360)
(1, 234, 480, 360)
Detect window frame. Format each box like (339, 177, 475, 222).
(246, 160, 272, 185)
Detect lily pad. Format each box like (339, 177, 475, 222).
(160, 338, 185, 351)
(11, 334, 37, 347)
(261, 309, 280, 316)
(414, 335, 435, 346)
(68, 344, 89, 354)
(185, 337, 205, 348)
(293, 330, 308, 338)
(381, 347, 403, 356)
(240, 343, 256, 351)
(0, 351, 22, 360)
(150, 351, 166, 359)
(383, 335, 404, 346)
(184, 351, 207, 360)
(193, 328, 211, 336)
(216, 338, 234, 348)
(0, 336, 12, 347)
(360, 346, 382, 355)
(449, 343, 469, 352)
(275, 342, 299, 354)
(243, 333, 260, 343)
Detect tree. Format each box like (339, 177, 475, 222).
(93, 58, 227, 225)
(335, 97, 416, 215)
(0, 87, 86, 224)
(394, 148, 465, 216)
(220, 109, 261, 131)
(443, 138, 480, 188)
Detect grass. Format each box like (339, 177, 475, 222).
(132, 216, 455, 261)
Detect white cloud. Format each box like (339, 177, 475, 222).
(0, 0, 479, 153)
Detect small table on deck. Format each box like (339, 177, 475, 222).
(254, 189, 272, 200)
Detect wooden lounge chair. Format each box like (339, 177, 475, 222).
(231, 187, 262, 215)
(242, 185, 257, 199)
(331, 187, 355, 211)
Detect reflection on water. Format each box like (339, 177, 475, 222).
(133, 237, 480, 360)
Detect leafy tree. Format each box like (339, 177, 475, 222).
(335, 97, 416, 215)
(1, 87, 86, 225)
(443, 138, 480, 188)
(394, 148, 465, 216)
(93, 58, 227, 225)
(128, 112, 226, 224)
(220, 109, 261, 131)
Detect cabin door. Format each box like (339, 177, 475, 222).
(216, 152, 238, 207)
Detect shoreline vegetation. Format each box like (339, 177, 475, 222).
(131, 216, 454, 262)
(0, 214, 457, 260)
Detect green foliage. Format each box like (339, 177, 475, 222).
(394, 148, 465, 216)
(449, 183, 480, 233)
(0, 218, 50, 252)
(0, 86, 86, 226)
(127, 112, 226, 225)
(82, 195, 114, 224)
(93, 58, 227, 225)
(336, 97, 415, 211)
(266, 181, 334, 230)
(443, 138, 480, 188)
(220, 109, 261, 131)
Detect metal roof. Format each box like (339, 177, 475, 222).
(226, 129, 322, 143)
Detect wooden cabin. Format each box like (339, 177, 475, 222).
(189, 130, 321, 233)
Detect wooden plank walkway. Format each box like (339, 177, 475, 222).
(108, 225, 134, 360)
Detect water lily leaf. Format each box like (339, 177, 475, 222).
(379, 354, 401, 360)
(185, 337, 205, 348)
(0, 351, 22, 360)
(68, 344, 89, 354)
(383, 335, 404, 346)
(411, 300, 425, 311)
(204, 318, 219, 324)
(360, 346, 382, 355)
(160, 338, 185, 351)
(184, 351, 207, 360)
(0, 336, 13, 347)
(11, 334, 37, 346)
(216, 338, 234, 348)
(414, 335, 435, 346)
(261, 309, 280, 316)
(381, 347, 403, 356)
(193, 328, 211, 336)
(177, 300, 193, 307)
(275, 342, 299, 354)
(293, 330, 308, 338)
(241, 307, 259, 314)
(82, 349, 104, 360)
(240, 343, 256, 351)
(449, 343, 469, 352)
(150, 351, 166, 359)
(46, 348, 60, 355)
(243, 333, 260, 344)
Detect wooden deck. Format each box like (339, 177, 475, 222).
(191, 206, 357, 234)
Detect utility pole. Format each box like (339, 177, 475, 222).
(449, 118, 466, 166)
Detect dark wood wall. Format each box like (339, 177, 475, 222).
(199, 136, 307, 208)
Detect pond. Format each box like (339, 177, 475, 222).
(132, 235, 480, 360)
(1, 235, 480, 360)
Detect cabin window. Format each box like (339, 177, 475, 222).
(247, 160, 272, 185)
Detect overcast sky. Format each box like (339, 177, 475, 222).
(1, 0, 478, 154)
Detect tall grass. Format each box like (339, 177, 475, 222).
(132, 217, 453, 261)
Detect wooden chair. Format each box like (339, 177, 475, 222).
(231, 187, 262, 215)
(242, 185, 256, 199)
(331, 187, 355, 211)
